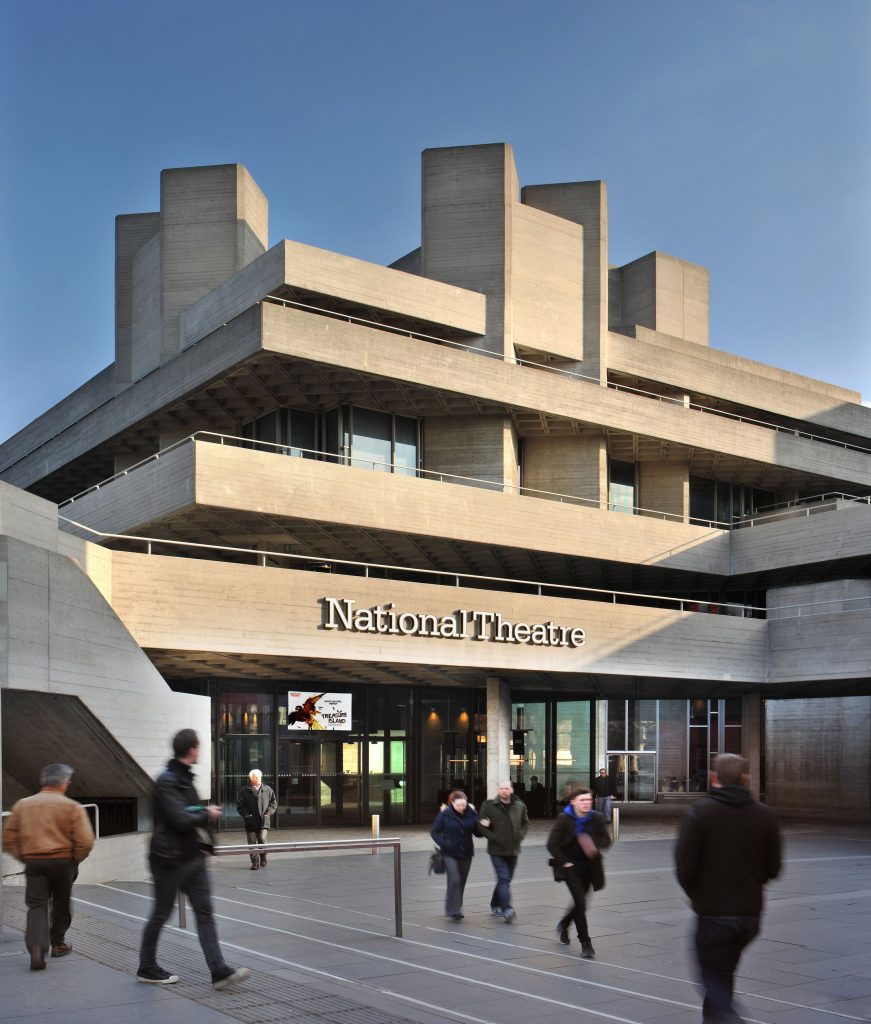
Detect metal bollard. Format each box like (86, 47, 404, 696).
(371, 813, 380, 854)
(177, 890, 187, 929)
(612, 806, 620, 842)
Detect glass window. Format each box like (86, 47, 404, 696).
(510, 702, 548, 817)
(289, 409, 317, 458)
(607, 699, 626, 749)
(690, 476, 716, 525)
(351, 407, 392, 472)
(394, 415, 418, 477)
(217, 689, 274, 825)
(609, 460, 636, 514)
(716, 482, 732, 526)
(628, 700, 657, 751)
(324, 408, 342, 463)
(657, 700, 688, 794)
(554, 701, 590, 806)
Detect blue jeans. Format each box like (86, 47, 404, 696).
(695, 914, 760, 1021)
(139, 854, 228, 976)
(596, 795, 612, 822)
(488, 854, 517, 911)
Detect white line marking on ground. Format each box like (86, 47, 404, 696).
(96, 882, 867, 1024)
(73, 895, 493, 1024)
(86, 888, 655, 1024)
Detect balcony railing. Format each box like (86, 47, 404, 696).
(263, 294, 871, 457)
(58, 431, 871, 533)
(58, 514, 764, 619)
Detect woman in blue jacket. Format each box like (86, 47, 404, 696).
(431, 790, 478, 920)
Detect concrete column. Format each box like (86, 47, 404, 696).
(742, 693, 763, 800)
(486, 676, 511, 796)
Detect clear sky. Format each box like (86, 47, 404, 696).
(1, 0, 869, 444)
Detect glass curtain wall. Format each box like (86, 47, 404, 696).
(606, 699, 657, 802)
(217, 690, 275, 820)
(419, 693, 486, 823)
(508, 699, 592, 816)
(608, 698, 744, 798)
(215, 682, 413, 828)
(242, 405, 419, 475)
(609, 460, 636, 514)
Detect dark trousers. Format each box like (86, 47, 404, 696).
(695, 914, 760, 1022)
(557, 867, 592, 942)
(245, 827, 268, 864)
(24, 859, 77, 952)
(488, 854, 517, 911)
(139, 854, 227, 976)
(442, 855, 472, 916)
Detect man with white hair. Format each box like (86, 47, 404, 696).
(236, 768, 277, 869)
(475, 780, 528, 922)
(2, 763, 94, 971)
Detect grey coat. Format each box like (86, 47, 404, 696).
(236, 782, 277, 831)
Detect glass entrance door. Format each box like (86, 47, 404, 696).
(608, 752, 657, 801)
(320, 740, 362, 825)
(278, 740, 318, 825)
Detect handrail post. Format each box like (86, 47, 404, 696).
(393, 840, 403, 937)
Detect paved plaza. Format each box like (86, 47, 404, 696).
(2, 814, 870, 1024)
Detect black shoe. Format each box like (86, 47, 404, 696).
(51, 943, 72, 958)
(28, 945, 46, 971)
(136, 965, 180, 984)
(555, 924, 570, 945)
(212, 965, 251, 990)
(259, 856, 267, 867)
(448, 913, 464, 920)
(580, 940, 596, 959)
(250, 862, 260, 870)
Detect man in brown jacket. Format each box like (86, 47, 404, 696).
(3, 763, 95, 971)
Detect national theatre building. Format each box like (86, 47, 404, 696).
(1, 144, 869, 842)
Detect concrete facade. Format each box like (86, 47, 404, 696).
(1, 142, 869, 829)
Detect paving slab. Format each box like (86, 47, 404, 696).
(2, 815, 870, 1024)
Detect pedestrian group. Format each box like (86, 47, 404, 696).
(3, 749, 781, 1022)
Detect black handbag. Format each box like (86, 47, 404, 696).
(428, 847, 446, 875)
(548, 857, 566, 882)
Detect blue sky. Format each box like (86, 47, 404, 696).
(2, 0, 869, 444)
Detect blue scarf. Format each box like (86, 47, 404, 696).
(563, 803, 593, 836)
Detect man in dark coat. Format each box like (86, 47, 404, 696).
(236, 769, 278, 869)
(591, 768, 617, 823)
(137, 729, 250, 990)
(675, 753, 781, 1023)
(475, 781, 529, 922)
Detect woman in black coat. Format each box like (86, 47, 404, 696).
(431, 791, 478, 920)
(546, 787, 611, 958)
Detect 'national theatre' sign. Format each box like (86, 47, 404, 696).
(321, 597, 585, 648)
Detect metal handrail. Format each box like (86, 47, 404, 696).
(55, 430, 728, 528)
(57, 514, 764, 618)
(58, 430, 871, 533)
(263, 294, 871, 457)
(177, 838, 403, 937)
(80, 802, 101, 840)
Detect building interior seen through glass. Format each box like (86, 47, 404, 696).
(242, 404, 418, 475)
(216, 685, 410, 828)
(509, 700, 591, 817)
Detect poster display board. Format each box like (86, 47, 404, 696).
(286, 692, 352, 731)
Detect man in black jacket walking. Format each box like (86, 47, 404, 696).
(675, 753, 781, 1023)
(137, 729, 250, 990)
